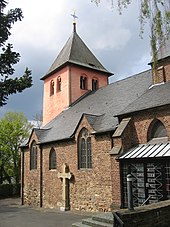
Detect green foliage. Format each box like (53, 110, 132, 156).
(91, 0, 170, 70)
(0, 0, 32, 106)
(0, 112, 33, 185)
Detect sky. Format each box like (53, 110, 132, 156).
(0, 0, 151, 120)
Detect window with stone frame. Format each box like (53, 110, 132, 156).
(30, 141, 37, 170)
(49, 147, 56, 170)
(50, 80, 55, 96)
(148, 119, 168, 142)
(92, 78, 98, 91)
(78, 128, 92, 169)
(57, 76, 61, 92)
(80, 76, 87, 90)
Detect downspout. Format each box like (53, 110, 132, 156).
(21, 147, 24, 205)
(40, 145, 43, 207)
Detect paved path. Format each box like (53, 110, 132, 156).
(0, 198, 91, 227)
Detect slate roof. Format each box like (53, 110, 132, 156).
(34, 70, 152, 144)
(41, 30, 112, 80)
(117, 81, 170, 116)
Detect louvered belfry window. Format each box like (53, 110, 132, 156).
(49, 147, 56, 170)
(50, 80, 55, 96)
(30, 141, 37, 170)
(78, 128, 92, 169)
(92, 78, 98, 91)
(80, 76, 87, 90)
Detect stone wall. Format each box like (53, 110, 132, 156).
(132, 107, 170, 144)
(152, 59, 170, 84)
(114, 199, 170, 227)
(23, 116, 114, 212)
(22, 131, 41, 206)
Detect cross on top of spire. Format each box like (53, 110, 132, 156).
(71, 10, 78, 22)
(71, 10, 78, 32)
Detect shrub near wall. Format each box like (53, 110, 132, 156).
(0, 184, 20, 198)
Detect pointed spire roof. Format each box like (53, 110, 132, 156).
(41, 24, 112, 80)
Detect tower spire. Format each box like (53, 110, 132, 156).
(71, 11, 78, 32)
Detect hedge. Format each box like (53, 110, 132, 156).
(0, 184, 20, 198)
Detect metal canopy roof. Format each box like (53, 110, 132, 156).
(118, 142, 170, 160)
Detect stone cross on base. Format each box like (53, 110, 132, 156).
(58, 163, 72, 211)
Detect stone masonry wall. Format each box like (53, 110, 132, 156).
(37, 116, 114, 212)
(115, 199, 170, 227)
(23, 132, 40, 206)
(153, 59, 170, 84)
(132, 107, 170, 144)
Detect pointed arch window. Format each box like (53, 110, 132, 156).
(50, 80, 55, 96)
(80, 76, 87, 90)
(30, 141, 37, 170)
(78, 128, 92, 169)
(92, 78, 98, 91)
(148, 119, 167, 142)
(49, 148, 56, 170)
(57, 76, 61, 92)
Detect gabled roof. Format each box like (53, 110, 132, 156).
(41, 29, 112, 80)
(117, 81, 170, 116)
(36, 70, 152, 144)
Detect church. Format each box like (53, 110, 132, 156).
(21, 21, 170, 212)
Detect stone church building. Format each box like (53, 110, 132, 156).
(21, 23, 170, 212)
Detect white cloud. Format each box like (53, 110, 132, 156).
(1, 0, 151, 119)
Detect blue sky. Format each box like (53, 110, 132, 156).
(0, 0, 151, 120)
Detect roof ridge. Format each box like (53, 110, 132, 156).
(68, 31, 75, 60)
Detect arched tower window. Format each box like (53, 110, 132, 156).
(30, 141, 37, 170)
(80, 76, 87, 90)
(57, 76, 61, 92)
(49, 147, 56, 170)
(148, 119, 167, 142)
(92, 78, 98, 91)
(78, 128, 92, 169)
(50, 80, 55, 96)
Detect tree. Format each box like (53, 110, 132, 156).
(0, 112, 32, 185)
(92, 0, 170, 69)
(0, 0, 32, 106)
(33, 112, 43, 129)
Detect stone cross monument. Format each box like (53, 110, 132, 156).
(58, 163, 72, 211)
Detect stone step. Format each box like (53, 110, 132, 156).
(82, 218, 113, 227)
(72, 222, 89, 227)
(92, 212, 113, 224)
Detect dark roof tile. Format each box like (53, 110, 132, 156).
(38, 70, 152, 144)
(41, 31, 112, 80)
(118, 81, 170, 116)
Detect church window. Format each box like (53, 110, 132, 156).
(78, 128, 92, 169)
(57, 76, 61, 92)
(148, 119, 167, 141)
(30, 141, 37, 170)
(80, 76, 87, 90)
(92, 78, 98, 91)
(49, 147, 56, 170)
(50, 80, 55, 96)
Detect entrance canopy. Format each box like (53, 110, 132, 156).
(118, 142, 170, 160)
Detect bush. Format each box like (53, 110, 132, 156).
(0, 184, 20, 198)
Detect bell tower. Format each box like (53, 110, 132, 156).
(41, 22, 112, 126)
